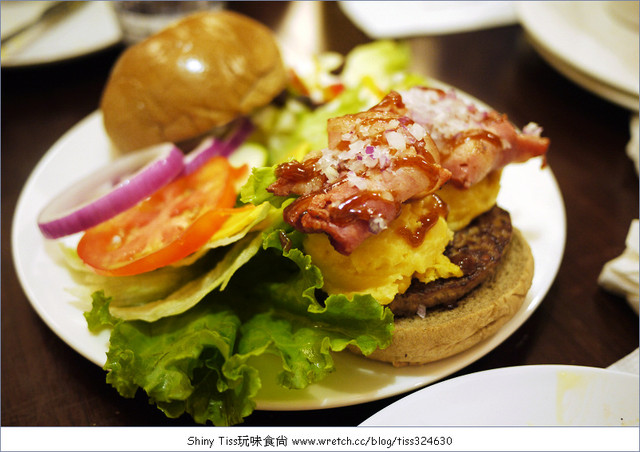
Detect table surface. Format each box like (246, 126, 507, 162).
(2, 1, 638, 427)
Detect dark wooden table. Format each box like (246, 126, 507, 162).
(2, 2, 638, 427)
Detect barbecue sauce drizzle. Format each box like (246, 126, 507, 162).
(395, 195, 448, 247)
(443, 129, 503, 151)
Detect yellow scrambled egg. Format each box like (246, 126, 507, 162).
(303, 170, 502, 304)
(440, 170, 502, 231)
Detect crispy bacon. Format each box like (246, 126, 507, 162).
(400, 87, 550, 188)
(268, 91, 451, 255)
(268, 87, 549, 254)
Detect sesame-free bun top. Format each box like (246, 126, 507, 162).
(101, 10, 287, 152)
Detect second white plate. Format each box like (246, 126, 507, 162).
(1, 1, 122, 67)
(517, 1, 639, 111)
(339, 1, 518, 38)
(361, 365, 639, 426)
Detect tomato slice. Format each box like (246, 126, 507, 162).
(77, 157, 245, 276)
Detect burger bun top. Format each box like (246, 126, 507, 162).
(100, 10, 287, 152)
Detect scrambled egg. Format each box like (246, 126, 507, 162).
(303, 170, 501, 304)
(440, 170, 502, 231)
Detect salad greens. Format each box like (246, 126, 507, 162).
(82, 40, 431, 425)
(86, 227, 393, 425)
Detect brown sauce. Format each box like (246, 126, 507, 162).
(274, 158, 319, 184)
(393, 153, 437, 169)
(371, 90, 406, 113)
(395, 195, 448, 247)
(391, 154, 442, 191)
(445, 129, 502, 149)
(333, 192, 398, 226)
(278, 230, 292, 253)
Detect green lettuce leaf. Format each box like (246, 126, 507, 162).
(108, 233, 263, 322)
(60, 242, 204, 309)
(104, 299, 261, 426)
(84, 290, 119, 332)
(229, 229, 394, 390)
(239, 166, 280, 206)
(341, 40, 412, 89)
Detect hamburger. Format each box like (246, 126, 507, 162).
(100, 10, 287, 153)
(264, 86, 548, 366)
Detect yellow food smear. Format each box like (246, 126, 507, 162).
(209, 204, 268, 243)
(303, 170, 502, 305)
(173, 203, 271, 267)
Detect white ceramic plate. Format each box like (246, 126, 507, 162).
(361, 365, 639, 426)
(12, 97, 565, 411)
(339, 1, 517, 38)
(1, 1, 122, 67)
(517, 1, 639, 111)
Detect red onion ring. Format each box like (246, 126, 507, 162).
(182, 136, 227, 176)
(37, 143, 184, 239)
(223, 117, 255, 156)
(182, 118, 255, 175)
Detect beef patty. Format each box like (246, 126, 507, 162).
(389, 205, 512, 317)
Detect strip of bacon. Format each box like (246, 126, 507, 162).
(400, 87, 550, 188)
(268, 92, 451, 255)
(268, 87, 550, 255)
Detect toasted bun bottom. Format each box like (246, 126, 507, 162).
(354, 228, 534, 367)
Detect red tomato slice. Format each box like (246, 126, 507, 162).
(77, 157, 244, 276)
